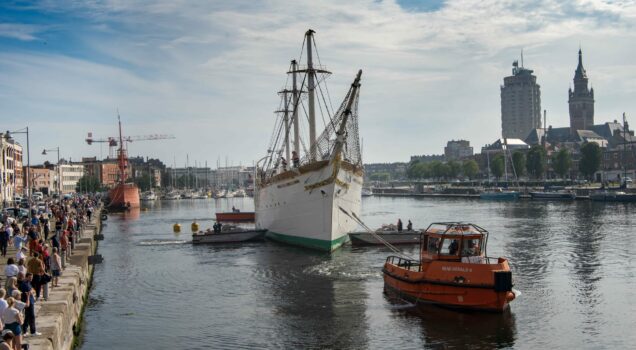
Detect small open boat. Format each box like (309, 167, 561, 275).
(215, 211, 255, 222)
(383, 222, 516, 312)
(192, 227, 266, 244)
(349, 230, 420, 246)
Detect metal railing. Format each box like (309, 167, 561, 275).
(386, 255, 421, 272)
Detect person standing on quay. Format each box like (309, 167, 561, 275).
(397, 219, 403, 232)
(26, 253, 45, 300)
(3, 296, 24, 350)
(50, 248, 62, 288)
(0, 226, 9, 257)
(19, 272, 41, 337)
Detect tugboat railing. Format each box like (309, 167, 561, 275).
(386, 255, 422, 272)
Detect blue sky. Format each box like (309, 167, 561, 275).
(2, 0, 636, 167)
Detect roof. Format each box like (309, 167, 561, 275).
(482, 138, 529, 152)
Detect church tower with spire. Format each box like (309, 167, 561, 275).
(568, 48, 595, 134)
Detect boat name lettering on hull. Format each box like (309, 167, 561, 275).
(441, 266, 473, 273)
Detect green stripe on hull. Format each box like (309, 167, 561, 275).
(266, 231, 348, 252)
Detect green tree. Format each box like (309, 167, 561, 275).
(369, 172, 391, 181)
(407, 161, 421, 179)
(462, 160, 479, 179)
(512, 151, 526, 178)
(430, 161, 449, 179)
(414, 162, 431, 179)
(447, 161, 462, 179)
(552, 148, 572, 179)
(490, 155, 505, 179)
(526, 145, 547, 179)
(76, 176, 101, 193)
(579, 142, 602, 180)
(134, 174, 155, 191)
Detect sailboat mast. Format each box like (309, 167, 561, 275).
(117, 113, 126, 185)
(306, 29, 317, 161)
(292, 60, 300, 157)
(624, 112, 628, 183)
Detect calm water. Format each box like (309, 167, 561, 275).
(80, 197, 636, 349)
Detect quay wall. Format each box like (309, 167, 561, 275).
(28, 209, 102, 350)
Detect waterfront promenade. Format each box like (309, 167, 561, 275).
(1, 208, 101, 350)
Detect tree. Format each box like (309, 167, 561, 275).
(447, 160, 462, 179)
(579, 142, 602, 180)
(430, 161, 449, 179)
(407, 161, 421, 179)
(414, 162, 431, 179)
(512, 151, 526, 178)
(462, 160, 479, 179)
(552, 148, 572, 179)
(526, 145, 547, 179)
(76, 176, 101, 193)
(369, 172, 390, 181)
(134, 174, 155, 191)
(490, 155, 505, 179)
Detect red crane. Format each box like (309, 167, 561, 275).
(86, 117, 175, 185)
(86, 132, 175, 159)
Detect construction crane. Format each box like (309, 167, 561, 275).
(86, 132, 175, 158)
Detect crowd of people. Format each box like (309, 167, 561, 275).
(0, 194, 98, 349)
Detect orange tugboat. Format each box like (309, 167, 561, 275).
(108, 116, 140, 210)
(383, 222, 516, 312)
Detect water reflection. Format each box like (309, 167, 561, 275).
(384, 294, 516, 349)
(252, 246, 370, 349)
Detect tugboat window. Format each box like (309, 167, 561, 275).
(462, 238, 481, 256)
(427, 237, 440, 254)
(440, 239, 459, 255)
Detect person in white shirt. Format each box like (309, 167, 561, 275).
(4, 259, 18, 279)
(0, 289, 7, 329)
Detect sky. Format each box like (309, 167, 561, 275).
(2, 0, 636, 167)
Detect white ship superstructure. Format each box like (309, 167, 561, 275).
(255, 29, 364, 251)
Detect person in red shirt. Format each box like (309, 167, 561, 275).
(60, 231, 69, 269)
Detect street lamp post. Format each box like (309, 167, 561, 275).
(42, 147, 61, 195)
(5, 128, 30, 215)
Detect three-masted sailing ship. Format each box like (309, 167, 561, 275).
(254, 29, 364, 251)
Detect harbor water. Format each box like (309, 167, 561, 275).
(80, 197, 636, 349)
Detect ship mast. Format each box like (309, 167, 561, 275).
(306, 29, 317, 161)
(117, 112, 127, 185)
(292, 59, 300, 158)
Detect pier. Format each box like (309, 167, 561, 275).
(1, 207, 102, 350)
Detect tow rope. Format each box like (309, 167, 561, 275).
(338, 206, 416, 261)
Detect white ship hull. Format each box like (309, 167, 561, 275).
(255, 161, 362, 251)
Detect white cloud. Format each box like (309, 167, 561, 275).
(2, 0, 636, 166)
(0, 23, 41, 41)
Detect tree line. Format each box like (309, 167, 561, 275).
(406, 142, 602, 181)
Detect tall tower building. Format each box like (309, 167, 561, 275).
(568, 48, 594, 133)
(500, 58, 542, 140)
